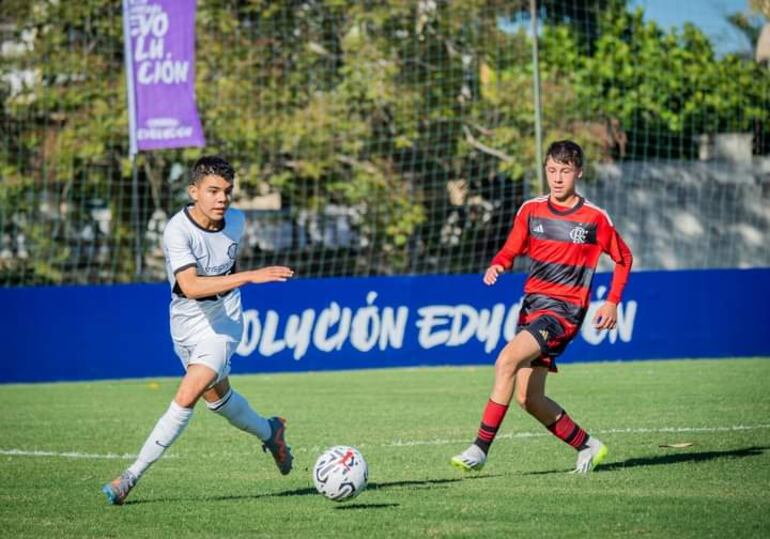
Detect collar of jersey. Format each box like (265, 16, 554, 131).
(547, 195, 584, 216)
(184, 204, 226, 233)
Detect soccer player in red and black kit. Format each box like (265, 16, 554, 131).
(451, 140, 633, 473)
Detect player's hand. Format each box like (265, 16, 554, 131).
(483, 264, 504, 286)
(593, 302, 618, 330)
(249, 266, 294, 284)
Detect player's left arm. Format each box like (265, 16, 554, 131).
(592, 215, 634, 330)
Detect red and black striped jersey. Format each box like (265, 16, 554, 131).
(491, 195, 633, 309)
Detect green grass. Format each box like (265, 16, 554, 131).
(1, 358, 769, 538)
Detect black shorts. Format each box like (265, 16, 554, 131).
(516, 294, 585, 372)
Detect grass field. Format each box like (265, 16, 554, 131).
(1, 358, 769, 538)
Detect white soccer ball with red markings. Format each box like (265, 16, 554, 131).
(312, 445, 368, 502)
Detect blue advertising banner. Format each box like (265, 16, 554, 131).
(1, 269, 768, 383)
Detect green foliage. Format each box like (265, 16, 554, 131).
(1, 0, 769, 284)
(575, 7, 769, 158)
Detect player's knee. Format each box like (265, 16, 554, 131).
(174, 386, 201, 408)
(494, 355, 517, 380)
(495, 348, 526, 377)
(519, 393, 549, 415)
(514, 389, 537, 412)
(205, 388, 234, 413)
(514, 392, 528, 411)
(515, 393, 540, 413)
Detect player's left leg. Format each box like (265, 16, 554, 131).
(203, 378, 293, 475)
(451, 330, 542, 472)
(203, 378, 270, 440)
(514, 366, 560, 424)
(517, 366, 607, 473)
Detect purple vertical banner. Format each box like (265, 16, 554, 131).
(122, 0, 205, 155)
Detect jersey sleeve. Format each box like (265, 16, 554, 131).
(163, 220, 197, 275)
(596, 214, 633, 304)
(490, 202, 530, 269)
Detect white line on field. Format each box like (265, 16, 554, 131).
(2, 424, 769, 459)
(0, 449, 138, 460)
(385, 423, 770, 447)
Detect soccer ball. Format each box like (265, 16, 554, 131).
(312, 445, 368, 502)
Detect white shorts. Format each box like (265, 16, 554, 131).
(173, 337, 236, 385)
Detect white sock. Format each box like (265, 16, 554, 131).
(207, 389, 271, 441)
(127, 401, 193, 479)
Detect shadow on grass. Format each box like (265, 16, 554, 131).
(334, 503, 400, 510)
(367, 475, 499, 492)
(522, 446, 770, 476)
(125, 474, 500, 506)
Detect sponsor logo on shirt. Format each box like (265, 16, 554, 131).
(205, 261, 235, 274)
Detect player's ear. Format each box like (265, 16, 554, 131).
(187, 183, 198, 202)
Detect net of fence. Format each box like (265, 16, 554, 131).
(1, 0, 769, 286)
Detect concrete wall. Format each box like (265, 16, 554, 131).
(584, 159, 770, 270)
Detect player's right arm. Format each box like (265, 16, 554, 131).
(484, 202, 531, 286)
(174, 266, 293, 300)
(163, 215, 293, 300)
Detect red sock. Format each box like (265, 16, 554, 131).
(547, 411, 589, 450)
(473, 399, 509, 454)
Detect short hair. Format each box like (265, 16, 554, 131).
(190, 155, 235, 185)
(545, 140, 584, 169)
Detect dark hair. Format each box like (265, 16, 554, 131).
(190, 155, 235, 185)
(545, 140, 584, 169)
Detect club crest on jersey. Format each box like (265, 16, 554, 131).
(569, 226, 587, 244)
(227, 242, 239, 259)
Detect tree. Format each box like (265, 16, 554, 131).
(572, 5, 769, 159)
(2, 0, 769, 285)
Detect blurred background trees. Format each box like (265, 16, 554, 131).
(1, 0, 768, 284)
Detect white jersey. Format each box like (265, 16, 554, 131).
(163, 205, 246, 347)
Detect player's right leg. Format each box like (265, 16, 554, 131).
(451, 330, 541, 472)
(101, 363, 217, 505)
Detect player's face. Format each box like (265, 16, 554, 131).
(189, 175, 233, 222)
(545, 157, 581, 202)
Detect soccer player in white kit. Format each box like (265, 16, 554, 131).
(102, 156, 295, 505)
